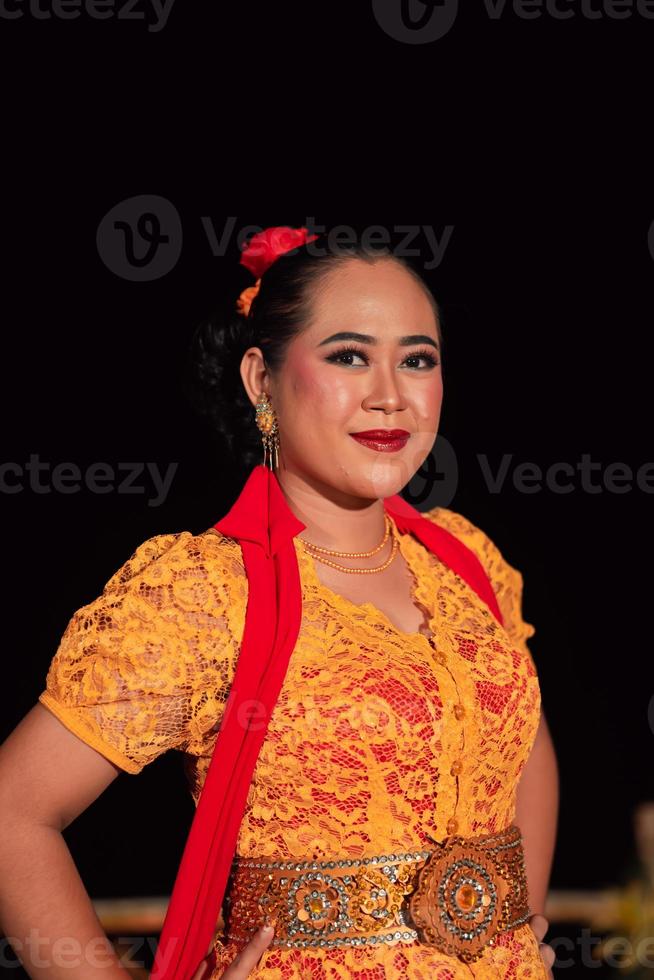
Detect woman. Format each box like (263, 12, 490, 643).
(0, 226, 558, 979)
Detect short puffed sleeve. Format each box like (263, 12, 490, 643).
(424, 507, 537, 663)
(38, 530, 240, 774)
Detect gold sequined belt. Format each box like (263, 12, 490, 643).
(223, 824, 531, 964)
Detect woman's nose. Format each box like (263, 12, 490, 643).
(362, 367, 408, 412)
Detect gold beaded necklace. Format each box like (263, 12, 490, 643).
(299, 514, 399, 574)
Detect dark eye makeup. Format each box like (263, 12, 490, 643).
(325, 344, 440, 370)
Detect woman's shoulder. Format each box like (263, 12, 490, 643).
(419, 504, 511, 570)
(39, 525, 247, 775)
(420, 504, 486, 536)
(99, 525, 245, 598)
(421, 504, 536, 653)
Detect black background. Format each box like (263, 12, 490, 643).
(1, 1, 652, 976)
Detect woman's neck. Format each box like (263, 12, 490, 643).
(274, 468, 388, 554)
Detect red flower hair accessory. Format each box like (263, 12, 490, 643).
(236, 226, 319, 317)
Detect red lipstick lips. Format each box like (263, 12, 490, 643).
(349, 429, 410, 453)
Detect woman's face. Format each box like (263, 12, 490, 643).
(251, 258, 443, 502)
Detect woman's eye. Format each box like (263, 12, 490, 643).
(403, 353, 440, 369)
(326, 347, 439, 369)
(328, 349, 367, 366)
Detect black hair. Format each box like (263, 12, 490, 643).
(182, 239, 443, 475)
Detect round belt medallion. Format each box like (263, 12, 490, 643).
(408, 837, 511, 963)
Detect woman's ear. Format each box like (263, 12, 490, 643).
(239, 346, 270, 407)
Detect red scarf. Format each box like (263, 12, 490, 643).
(150, 465, 503, 980)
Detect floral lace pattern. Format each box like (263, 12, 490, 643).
(38, 506, 544, 979)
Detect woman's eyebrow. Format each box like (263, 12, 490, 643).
(317, 331, 439, 349)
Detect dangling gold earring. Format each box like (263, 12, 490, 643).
(254, 392, 280, 471)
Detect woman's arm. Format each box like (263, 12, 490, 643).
(0, 703, 131, 979)
(514, 707, 559, 915)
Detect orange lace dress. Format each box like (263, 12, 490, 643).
(38, 506, 546, 980)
